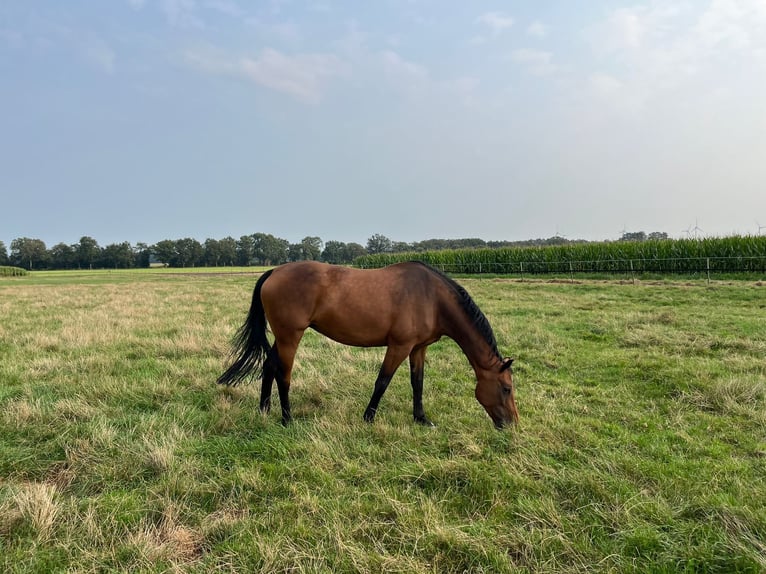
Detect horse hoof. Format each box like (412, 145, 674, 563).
(415, 417, 436, 428)
(363, 410, 376, 423)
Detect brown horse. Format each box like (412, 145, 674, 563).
(217, 261, 518, 429)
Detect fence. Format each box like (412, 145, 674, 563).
(358, 256, 766, 282)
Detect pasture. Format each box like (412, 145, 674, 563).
(1, 271, 764, 573)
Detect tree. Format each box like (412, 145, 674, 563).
(345, 242, 367, 262)
(648, 232, 669, 241)
(175, 238, 203, 267)
(366, 233, 392, 254)
(300, 236, 323, 261)
(203, 238, 223, 267)
(619, 231, 647, 242)
(76, 236, 101, 269)
(263, 235, 289, 265)
(50, 243, 77, 269)
(322, 241, 368, 264)
(236, 235, 255, 266)
(218, 237, 238, 266)
(10, 238, 48, 270)
(0, 241, 8, 265)
(153, 240, 177, 266)
(251, 233, 271, 265)
(252, 233, 289, 265)
(103, 242, 135, 268)
(134, 243, 152, 268)
(321, 240, 347, 264)
(288, 243, 304, 262)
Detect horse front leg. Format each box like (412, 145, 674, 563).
(409, 346, 434, 427)
(363, 345, 410, 423)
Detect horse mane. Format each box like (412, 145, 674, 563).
(411, 261, 502, 360)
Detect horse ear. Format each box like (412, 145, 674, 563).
(500, 358, 514, 372)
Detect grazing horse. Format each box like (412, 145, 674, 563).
(217, 261, 518, 429)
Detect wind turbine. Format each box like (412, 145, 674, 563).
(681, 225, 692, 238)
(690, 219, 704, 239)
(757, 221, 766, 236)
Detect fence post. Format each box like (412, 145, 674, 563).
(630, 259, 635, 285)
(706, 258, 710, 284)
(569, 261, 574, 283)
(520, 261, 524, 282)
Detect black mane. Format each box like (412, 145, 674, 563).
(413, 262, 502, 360)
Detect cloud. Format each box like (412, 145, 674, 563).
(186, 47, 345, 103)
(476, 11, 514, 35)
(694, 0, 766, 51)
(592, 0, 766, 61)
(380, 50, 428, 81)
(379, 50, 431, 96)
(84, 38, 116, 74)
(161, 0, 204, 28)
(240, 49, 343, 102)
(0, 29, 24, 49)
(589, 72, 623, 96)
(204, 0, 245, 18)
(245, 18, 301, 44)
(585, 0, 766, 113)
(127, 0, 146, 8)
(527, 21, 547, 38)
(510, 49, 555, 76)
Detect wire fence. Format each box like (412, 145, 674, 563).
(362, 256, 766, 282)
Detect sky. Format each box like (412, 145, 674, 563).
(2, 0, 766, 249)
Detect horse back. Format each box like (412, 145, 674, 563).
(260, 261, 444, 347)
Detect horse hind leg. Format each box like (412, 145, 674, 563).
(271, 331, 303, 425)
(260, 345, 279, 414)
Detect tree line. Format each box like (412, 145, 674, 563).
(0, 231, 669, 271)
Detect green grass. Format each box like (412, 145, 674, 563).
(1, 271, 765, 572)
(22, 267, 267, 285)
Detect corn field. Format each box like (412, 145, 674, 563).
(0, 266, 28, 277)
(353, 236, 766, 276)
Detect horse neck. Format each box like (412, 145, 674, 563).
(441, 303, 500, 374)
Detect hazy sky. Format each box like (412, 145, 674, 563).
(2, 1, 765, 248)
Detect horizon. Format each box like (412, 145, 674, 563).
(3, 229, 764, 256)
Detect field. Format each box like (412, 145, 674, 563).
(1, 270, 765, 573)
(354, 236, 766, 276)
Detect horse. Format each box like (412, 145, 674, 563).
(216, 261, 518, 429)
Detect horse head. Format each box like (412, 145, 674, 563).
(474, 358, 518, 429)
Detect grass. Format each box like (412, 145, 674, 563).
(1, 271, 765, 572)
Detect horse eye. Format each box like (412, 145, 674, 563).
(502, 386, 511, 395)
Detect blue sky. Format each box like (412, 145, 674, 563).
(2, 1, 765, 248)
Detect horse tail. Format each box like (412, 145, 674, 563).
(217, 269, 274, 386)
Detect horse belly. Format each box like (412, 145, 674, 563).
(310, 312, 390, 347)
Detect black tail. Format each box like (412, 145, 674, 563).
(217, 269, 274, 386)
